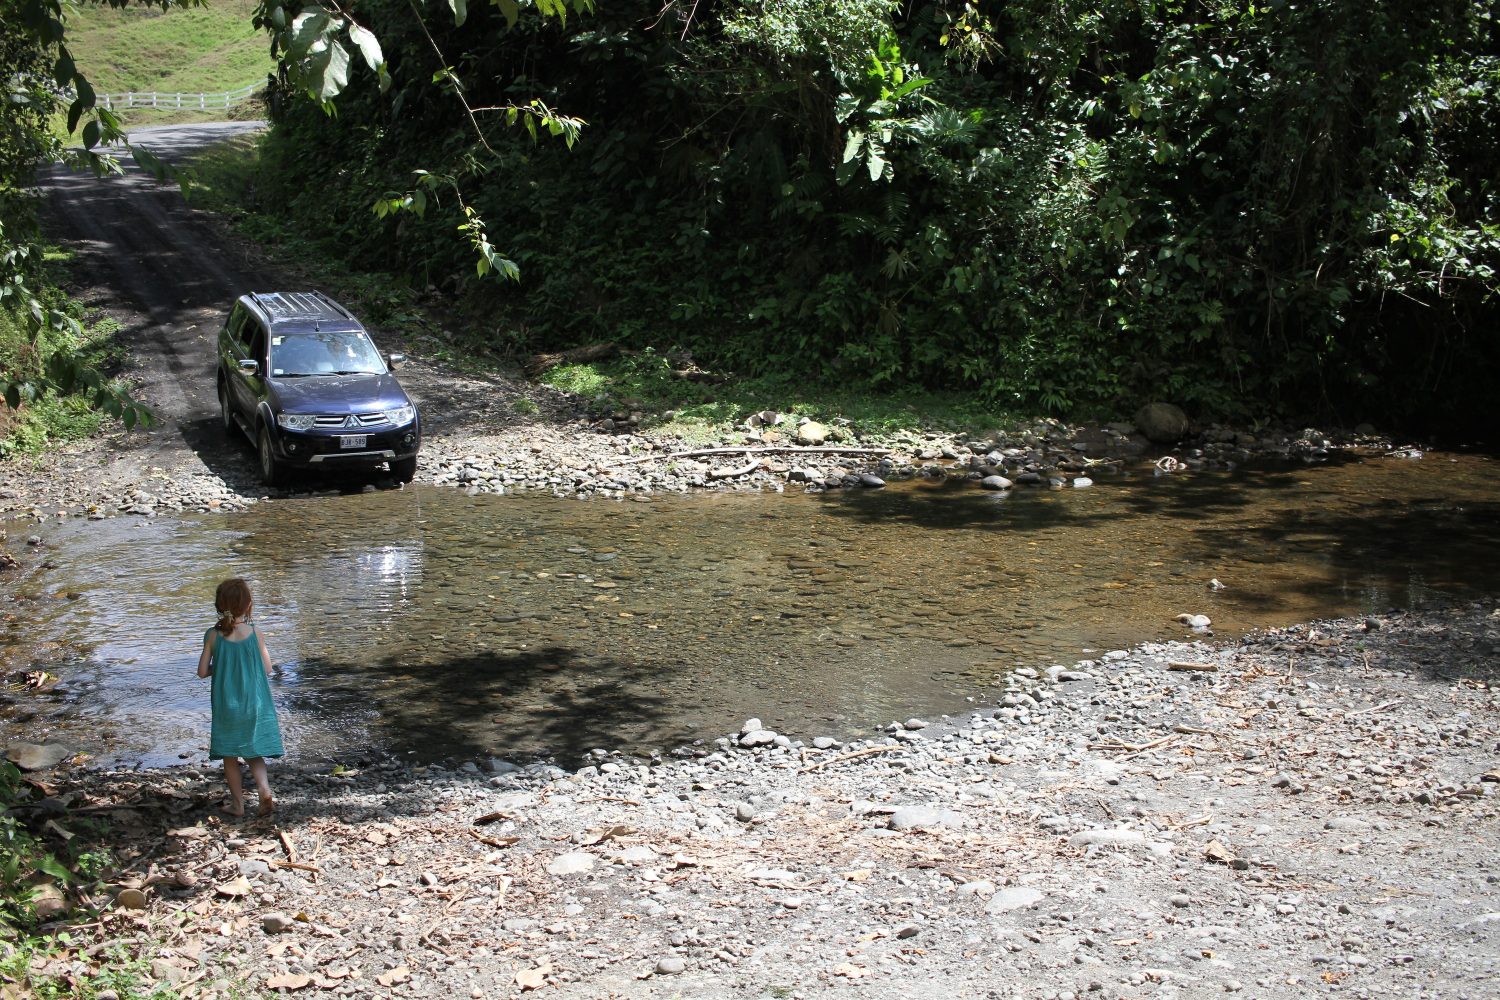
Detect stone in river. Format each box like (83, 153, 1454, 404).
(1134, 401, 1190, 443)
(858, 474, 885, 488)
(980, 475, 1012, 491)
(6, 743, 73, 771)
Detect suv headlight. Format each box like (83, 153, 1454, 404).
(383, 405, 415, 426)
(277, 413, 317, 431)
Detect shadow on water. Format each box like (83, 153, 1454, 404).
(282, 646, 698, 769)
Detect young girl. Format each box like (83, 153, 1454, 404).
(196, 578, 284, 817)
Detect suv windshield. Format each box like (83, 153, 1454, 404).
(269, 330, 386, 377)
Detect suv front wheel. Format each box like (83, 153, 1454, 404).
(391, 456, 417, 484)
(257, 426, 286, 487)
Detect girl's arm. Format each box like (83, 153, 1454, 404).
(255, 628, 274, 678)
(196, 630, 215, 678)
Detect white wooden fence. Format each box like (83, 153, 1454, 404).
(98, 82, 263, 112)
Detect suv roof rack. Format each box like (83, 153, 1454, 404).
(246, 291, 358, 329)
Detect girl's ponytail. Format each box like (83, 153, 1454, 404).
(214, 578, 253, 636)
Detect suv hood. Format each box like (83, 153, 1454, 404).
(269, 373, 412, 414)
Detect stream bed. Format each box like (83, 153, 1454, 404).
(3, 450, 1497, 767)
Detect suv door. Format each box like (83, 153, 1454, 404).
(229, 312, 268, 419)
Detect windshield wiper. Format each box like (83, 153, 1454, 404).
(331, 370, 380, 376)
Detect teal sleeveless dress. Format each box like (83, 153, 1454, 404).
(207, 625, 284, 760)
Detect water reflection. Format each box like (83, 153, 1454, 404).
(5, 451, 1498, 767)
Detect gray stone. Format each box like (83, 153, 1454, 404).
(1134, 402, 1190, 443)
(796, 421, 829, 445)
(980, 475, 1013, 491)
(888, 806, 962, 831)
(5, 743, 73, 771)
(985, 887, 1045, 913)
(1068, 829, 1150, 849)
(656, 957, 686, 975)
(858, 474, 885, 488)
(546, 852, 597, 876)
(262, 912, 296, 933)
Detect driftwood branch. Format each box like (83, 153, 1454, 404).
(798, 744, 903, 773)
(708, 458, 762, 479)
(611, 446, 891, 468)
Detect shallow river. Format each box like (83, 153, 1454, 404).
(4, 451, 1497, 768)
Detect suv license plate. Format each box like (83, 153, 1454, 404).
(339, 435, 368, 449)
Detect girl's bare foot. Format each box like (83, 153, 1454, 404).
(257, 796, 275, 818)
(223, 799, 244, 818)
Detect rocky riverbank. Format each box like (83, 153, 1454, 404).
(0, 354, 1398, 522)
(9, 604, 1497, 999)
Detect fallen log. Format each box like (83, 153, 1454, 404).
(523, 342, 619, 378)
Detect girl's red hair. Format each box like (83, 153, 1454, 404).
(214, 578, 253, 636)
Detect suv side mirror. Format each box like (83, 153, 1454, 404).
(387, 353, 405, 369)
(238, 358, 260, 376)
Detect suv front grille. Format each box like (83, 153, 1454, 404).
(311, 412, 388, 428)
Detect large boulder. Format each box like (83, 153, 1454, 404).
(1133, 402, 1190, 443)
(6, 743, 73, 771)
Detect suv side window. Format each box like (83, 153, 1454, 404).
(246, 321, 268, 373)
(225, 304, 250, 349)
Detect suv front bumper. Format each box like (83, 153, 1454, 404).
(270, 422, 421, 468)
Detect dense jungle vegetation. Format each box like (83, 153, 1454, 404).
(251, 0, 1499, 428)
(4, 1, 1498, 431)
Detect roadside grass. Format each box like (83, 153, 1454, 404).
(54, 0, 271, 134)
(542, 350, 1013, 443)
(180, 134, 1022, 443)
(62, 0, 269, 98)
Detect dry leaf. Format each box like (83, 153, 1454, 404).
(472, 811, 512, 826)
(1204, 839, 1237, 865)
(470, 831, 520, 849)
(265, 972, 312, 990)
(839, 868, 873, 882)
(579, 824, 634, 846)
(375, 966, 410, 987)
(365, 831, 388, 847)
(832, 963, 870, 979)
(216, 876, 253, 898)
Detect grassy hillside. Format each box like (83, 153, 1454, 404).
(62, 0, 271, 121)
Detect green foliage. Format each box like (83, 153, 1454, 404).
(213, 0, 1500, 428)
(0, 939, 183, 999)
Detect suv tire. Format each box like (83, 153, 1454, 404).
(257, 426, 286, 487)
(218, 378, 236, 438)
(391, 456, 417, 484)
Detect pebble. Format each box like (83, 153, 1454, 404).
(546, 852, 597, 876)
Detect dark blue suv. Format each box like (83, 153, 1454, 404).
(216, 291, 421, 485)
